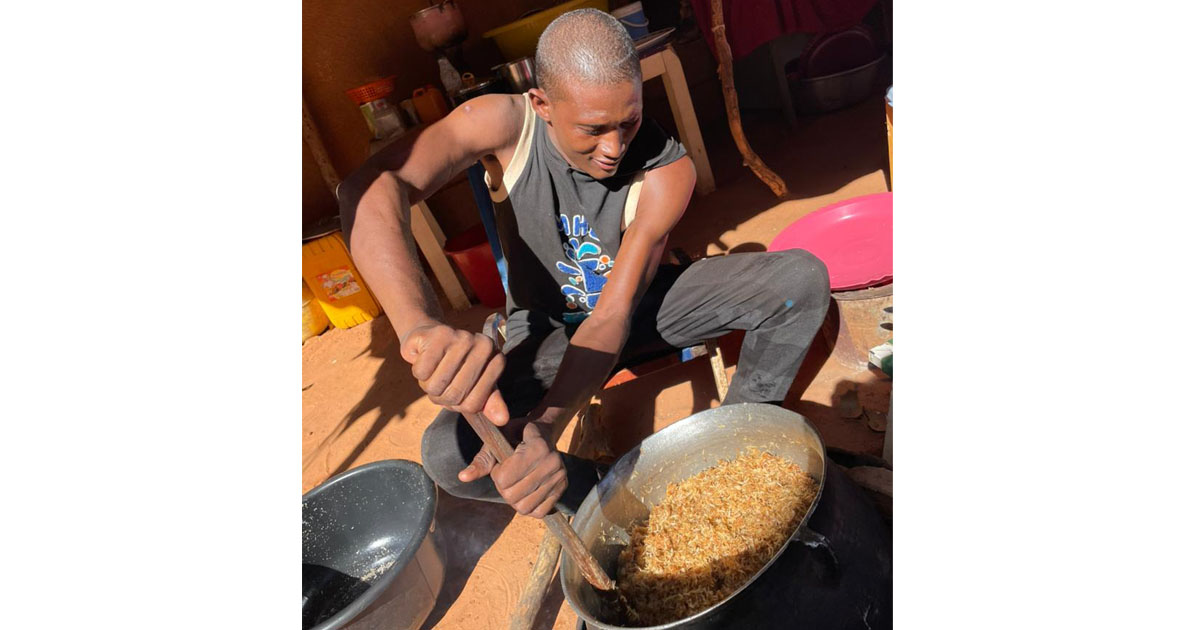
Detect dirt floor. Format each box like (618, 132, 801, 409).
(302, 87, 892, 630)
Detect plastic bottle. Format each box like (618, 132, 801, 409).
(412, 85, 450, 124)
(302, 232, 381, 329)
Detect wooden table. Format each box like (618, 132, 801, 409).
(640, 44, 716, 195)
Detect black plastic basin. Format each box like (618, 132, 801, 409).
(302, 460, 443, 630)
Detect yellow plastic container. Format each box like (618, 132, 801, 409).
(483, 0, 609, 62)
(302, 231, 381, 329)
(302, 281, 330, 342)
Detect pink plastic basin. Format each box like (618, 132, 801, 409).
(768, 192, 892, 292)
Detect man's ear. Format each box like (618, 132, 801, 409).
(529, 88, 553, 125)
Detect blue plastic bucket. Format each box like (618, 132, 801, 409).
(612, 2, 650, 41)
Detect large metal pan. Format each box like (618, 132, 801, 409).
(561, 403, 833, 629)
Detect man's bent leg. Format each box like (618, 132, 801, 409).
(647, 250, 830, 404)
(421, 407, 506, 503)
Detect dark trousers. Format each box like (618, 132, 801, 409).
(420, 249, 830, 513)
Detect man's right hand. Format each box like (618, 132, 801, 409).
(399, 323, 510, 426)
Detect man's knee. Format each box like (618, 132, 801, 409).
(771, 249, 830, 307)
(420, 409, 468, 491)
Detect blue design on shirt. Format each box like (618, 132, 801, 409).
(556, 214, 613, 322)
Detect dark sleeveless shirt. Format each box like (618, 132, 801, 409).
(486, 92, 687, 325)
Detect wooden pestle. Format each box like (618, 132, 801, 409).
(461, 410, 617, 591)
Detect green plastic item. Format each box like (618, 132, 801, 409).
(869, 339, 893, 378)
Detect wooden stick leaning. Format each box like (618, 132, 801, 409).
(509, 529, 564, 630)
(302, 98, 343, 196)
(710, 0, 789, 198)
(461, 410, 617, 592)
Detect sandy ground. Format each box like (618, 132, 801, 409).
(302, 90, 891, 630)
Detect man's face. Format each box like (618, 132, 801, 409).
(531, 80, 643, 180)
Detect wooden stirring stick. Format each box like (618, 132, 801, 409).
(461, 410, 617, 591)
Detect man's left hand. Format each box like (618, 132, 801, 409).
(458, 420, 567, 518)
(494, 421, 567, 517)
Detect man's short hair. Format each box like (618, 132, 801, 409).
(535, 8, 642, 99)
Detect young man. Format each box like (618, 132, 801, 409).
(337, 10, 829, 519)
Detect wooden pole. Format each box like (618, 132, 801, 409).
(509, 529, 563, 630)
(302, 98, 343, 195)
(710, 0, 789, 198)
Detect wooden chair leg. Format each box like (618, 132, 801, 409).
(659, 45, 716, 195)
(411, 200, 471, 311)
(768, 38, 799, 129)
(705, 339, 730, 402)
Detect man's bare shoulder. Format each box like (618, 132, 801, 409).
(628, 156, 696, 233)
(446, 93, 526, 154)
(640, 156, 696, 201)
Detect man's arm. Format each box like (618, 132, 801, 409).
(337, 94, 523, 425)
(476, 156, 697, 518)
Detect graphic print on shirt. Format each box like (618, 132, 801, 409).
(555, 214, 613, 323)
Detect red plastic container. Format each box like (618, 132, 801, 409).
(443, 225, 506, 308)
(345, 76, 396, 105)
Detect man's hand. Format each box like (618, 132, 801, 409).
(458, 421, 567, 518)
(400, 323, 510, 425)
